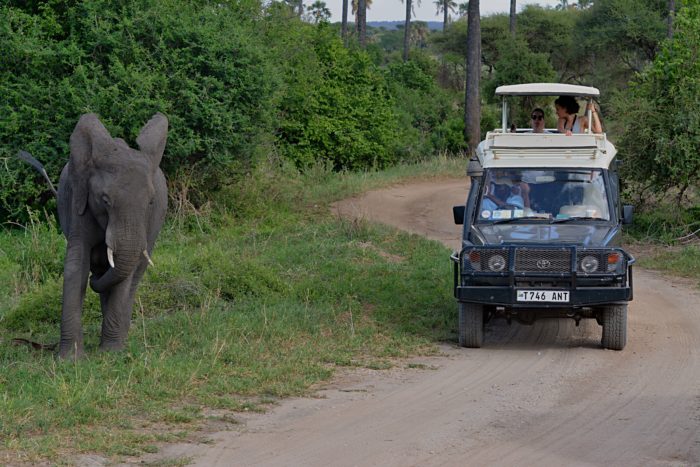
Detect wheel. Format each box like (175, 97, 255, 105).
(601, 304, 627, 350)
(458, 302, 483, 348)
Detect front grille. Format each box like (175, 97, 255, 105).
(514, 248, 571, 273)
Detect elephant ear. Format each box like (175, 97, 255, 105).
(69, 113, 114, 216)
(136, 113, 168, 170)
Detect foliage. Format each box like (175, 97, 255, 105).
(0, 0, 274, 223)
(614, 3, 700, 196)
(574, 0, 669, 97)
(270, 22, 400, 170)
(385, 56, 466, 156)
(0, 159, 463, 462)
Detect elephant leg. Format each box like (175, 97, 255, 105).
(59, 240, 91, 359)
(99, 276, 134, 351)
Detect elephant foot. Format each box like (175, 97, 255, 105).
(57, 342, 86, 360)
(98, 339, 127, 352)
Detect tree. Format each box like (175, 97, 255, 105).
(357, 0, 367, 46)
(458, 2, 469, 17)
(510, 0, 516, 37)
(616, 3, 700, 200)
(668, 0, 675, 38)
(342, 0, 349, 42)
(435, 0, 458, 31)
(464, 0, 480, 153)
(403, 0, 412, 61)
(308, 1, 331, 23)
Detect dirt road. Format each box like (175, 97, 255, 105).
(147, 178, 700, 467)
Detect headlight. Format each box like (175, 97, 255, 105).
(580, 255, 599, 273)
(487, 254, 506, 272)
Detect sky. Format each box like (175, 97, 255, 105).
(311, 0, 562, 22)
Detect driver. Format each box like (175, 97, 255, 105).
(482, 183, 524, 210)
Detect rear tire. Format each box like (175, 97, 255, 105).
(601, 304, 627, 350)
(458, 302, 483, 348)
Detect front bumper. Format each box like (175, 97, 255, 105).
(451, 245, 635, 308)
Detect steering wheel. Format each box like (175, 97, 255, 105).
(502, 203, 523, 210)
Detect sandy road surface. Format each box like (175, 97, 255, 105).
(144, 178, 700, 467)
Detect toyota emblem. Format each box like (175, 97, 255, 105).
(536, 259, 551, 269)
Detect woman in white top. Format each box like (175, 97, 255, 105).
(554, 95, 603, 135)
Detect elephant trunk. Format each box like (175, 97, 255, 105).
(90, 224, 147, 293)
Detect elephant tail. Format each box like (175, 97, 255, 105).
(17, 150, 58, 197)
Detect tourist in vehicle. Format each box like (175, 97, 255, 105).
(554, 95, 603, 135)
(530, 108, 546, 133)
(481, 178, 528, 211)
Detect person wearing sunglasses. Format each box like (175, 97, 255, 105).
(530, 108, 546, 133)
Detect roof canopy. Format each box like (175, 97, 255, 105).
(495, 83, 600, 98)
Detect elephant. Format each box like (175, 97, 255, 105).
(56, 113, 168, 358)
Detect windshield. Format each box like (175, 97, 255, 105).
(477, 169, 610, 222)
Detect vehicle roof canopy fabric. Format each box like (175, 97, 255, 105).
(495, 83, 600, 98)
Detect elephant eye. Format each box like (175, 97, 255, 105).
(101, 195, 112, 207)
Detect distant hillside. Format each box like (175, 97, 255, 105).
(367, 21, 443, 31)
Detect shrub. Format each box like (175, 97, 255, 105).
(0, 1, 275, 223)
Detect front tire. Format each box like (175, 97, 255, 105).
(601, 304, 627, 350)
(458, 302, 483, 348)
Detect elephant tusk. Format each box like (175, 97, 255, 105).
(143, 250, 155, 267)
(107, 247, 115, 269)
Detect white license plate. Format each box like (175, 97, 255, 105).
(516, 290, 570, 303)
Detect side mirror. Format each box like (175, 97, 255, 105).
(622, 205, 634, 225)
(453, 205, 465, 225)
(467, 158, 483, 177)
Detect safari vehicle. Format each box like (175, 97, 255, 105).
(451, 83, 635, 350)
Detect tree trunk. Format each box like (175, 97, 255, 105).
(443, 0, 448, 32)
(342, 0, 349, 44)
(403, 0, 412, 61)
(358, 0, 367, 47)
(510, 0, 516, 37)
(464, 0, 481, 155)
(667, 0, 675, 39)
(298, 0, 303, 17)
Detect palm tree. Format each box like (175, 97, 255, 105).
(458, 2, 468, 17)
(357, 0, 367, 47)
(667, 0, 675, 38)
(509, 0, 516, 37)
(351, 0, 373, 14)
(309, 0, 331, 23)
(411, 21, 430, 48)
(352, 0, 371, 45)
(402, 0, 421, 61)
(435, 0, 457, 31)
(464, 0, 480, 154)
(342, 0, 349, 43)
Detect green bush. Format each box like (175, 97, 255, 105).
(615, 4, 700, 196)
(1, 1, 275, 223)
(272, 22, 399, 170)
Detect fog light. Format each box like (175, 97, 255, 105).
(487, 254, 506, 272)
(580, 255, 599, 273)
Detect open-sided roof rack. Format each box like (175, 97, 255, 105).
(495, 83, 600, 135)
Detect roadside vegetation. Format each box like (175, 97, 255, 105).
(0, 157, 463, 462)
(1, 0, 699, 462)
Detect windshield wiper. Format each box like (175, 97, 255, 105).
(490, 216, 551, 224)
(551, 216, 603, 224)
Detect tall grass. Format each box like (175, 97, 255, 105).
(0, 157, 464, 463)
